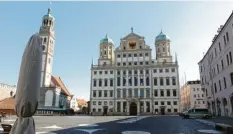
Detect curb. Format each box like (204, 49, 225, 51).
(215, 123, 233, 134)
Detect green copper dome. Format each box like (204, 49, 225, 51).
(100, 35, 114, 44)
(156, 31, 170, 41)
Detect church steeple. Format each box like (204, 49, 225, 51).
(39, 8, 56, 87)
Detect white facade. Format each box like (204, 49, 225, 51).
(39, 8, 55, 88)
(180, 80, 207, 112)
(90, 28, 180, 115)
(198, 11, 233, 117)
(70, 97, 79, 112)
(0, 83, 16, 101)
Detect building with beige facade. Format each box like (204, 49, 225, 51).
(0, 83, 16, 101)
(180, 80, 207, 112)
(198, 11, 233, 117)
(90, 28, 180, 116)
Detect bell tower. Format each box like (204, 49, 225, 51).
(39, 8, 55, 87)
(155, 30, 172, 63)
(98, 34, 115, 66)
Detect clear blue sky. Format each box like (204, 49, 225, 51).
(0, 2, 233, 100)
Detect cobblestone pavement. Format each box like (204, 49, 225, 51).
(1, 115, 225, 134)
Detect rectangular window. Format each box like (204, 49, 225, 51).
(154, 90, 158, 97)
(93, 90, 96, 97)
(134, 89, 138, 97)
(117, 77, 121, 86)
(230, 73, 233, 85)
(215, 48, 217, 57)
(226, 32, 229, 42)
(104, 90, 107, 97)
(128, 89, 132, 98)
(110, 79, 113, 86)
(153, 69, 157, 73)
(110, 90, 113, 97)
(160, 90, 164, 97)
(93, 80, 97, 87)
(99, 90, 102, 97)
(117, 102, 121, 112)
(172, 77, 176, 85)
(167, 89, 170, 97)
(224, 35, 226, 45)
(159, 69, 163, 73)
(226, 54, 229, 65)
(173, 89, 177, 96)
(223, 77, 227, 89)
(229, 52, 232, 64)
(221, 60, 224, 69)
(146, 89, 150, 98)
(140, 89, 144, 98)
(123, 89, 126, 98)
(214, 83, 217, 92)
(154, 78, 158, 86)
(117, 89, 121, 98)
(160, 77, 164, 86)
(94, 71, 97, 75)
(171, 68, 175, 72)
(219, 80, 222, 91)
(217, 64, 219, 73)
(104, 79, 108, 86)
(166, 77, 170, 85)
(99, 79, 102, 87)
(219, 42, 221, 51)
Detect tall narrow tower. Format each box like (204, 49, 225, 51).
(98, 34, 115, 66)
(155, 30, 172, 63)
(39, 8, 55, 87)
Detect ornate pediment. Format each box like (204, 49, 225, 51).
(122, 27, 144, 40)
(122, 33, 143, 40)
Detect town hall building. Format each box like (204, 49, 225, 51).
(90, 28, 180, 115)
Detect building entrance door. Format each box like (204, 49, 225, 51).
(103, 106, 108, 116)
(160, 107, 165, 115)
(130, 102, 137, 115)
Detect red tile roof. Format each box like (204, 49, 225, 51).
(77, 99, 87, 107)
(50, 76, 73, 97)
(0, 97, 15, 110)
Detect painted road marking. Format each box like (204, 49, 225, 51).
(122, 131, 151, 134)
(40, 125, 62, 129)
(78, 124, 98, 127)
(198, 129, 223, 134)
(36, 132, 57, 134)
(74, 128, 104, 134)
(117, 116, 148, 124)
